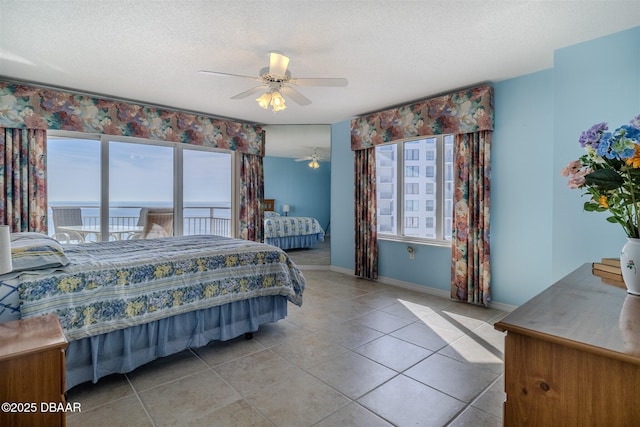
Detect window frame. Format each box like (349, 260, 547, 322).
(375, 134, 453, 248)
(47, 130, 237, 239)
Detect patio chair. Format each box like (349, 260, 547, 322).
(136, 208, 174, 239)
(51, 206, 85, 243)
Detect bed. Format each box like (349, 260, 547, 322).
(0, 232, 305, 390)
(263, 199, 325, 250)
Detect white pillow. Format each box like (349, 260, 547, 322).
(9, 232, 71, 272)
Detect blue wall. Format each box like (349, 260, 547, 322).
(330, 122, 354, 268)
(330, 26, 640, 307)
(491, 69, 555, 305)
(264, 156, 331, 232)
(551, 27, 640, 281)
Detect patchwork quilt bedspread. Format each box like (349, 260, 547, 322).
(264, 216, 324, 239)
(12, 235, 305, 340)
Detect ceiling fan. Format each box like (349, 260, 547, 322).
(199, 52, 348, 112)
(295, 148, 326, 169)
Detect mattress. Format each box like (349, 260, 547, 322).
(264, 216, 325, 238)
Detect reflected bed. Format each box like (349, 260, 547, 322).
(263, 198, 325, 250)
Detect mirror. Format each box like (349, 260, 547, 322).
(263, 125, 331, 267)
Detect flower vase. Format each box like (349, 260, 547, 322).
(620, 238, 640, 296)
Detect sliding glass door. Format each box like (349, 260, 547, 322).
(47, 136, 101, 242)
(108, 140, 174, 239)
(183, 148, 232, 237)
(47, 131, 235, 242)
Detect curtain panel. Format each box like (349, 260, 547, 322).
(354, 148, 378, 279)
(0, 81, 264, 156)
(451, 131, 491, 306)
(0, 128, 47, 232)
(350, 85, 493, 151)
(239, 153, 264, 242)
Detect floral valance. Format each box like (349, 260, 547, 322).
(351, 84, 493, 150)
(0, 81, 264, 156)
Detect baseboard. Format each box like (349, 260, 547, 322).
(298, 264, 331, 271)
(329, 265, 516, 312)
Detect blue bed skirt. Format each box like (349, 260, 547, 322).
(265, 232, 324, 250)
(65, 295, 288, 390)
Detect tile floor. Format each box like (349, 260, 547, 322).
(66, 269, 508, 427)
(283, 236, 331, 267)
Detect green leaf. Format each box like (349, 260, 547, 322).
(583, 201, 606, 212)
(585, 168, 624, 190)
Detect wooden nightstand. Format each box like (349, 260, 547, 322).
(0, 313, 68, 427)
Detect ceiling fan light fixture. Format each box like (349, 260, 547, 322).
(308, 159, 320, 169)
(270, 90, 286, 112)
(256, 89, 286, 112)
(256, 92, 272, 109)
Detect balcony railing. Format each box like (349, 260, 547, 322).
(49, 205, 231, 241)
(82, 215, 232, 238)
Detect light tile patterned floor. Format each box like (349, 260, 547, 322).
(283, 236, 331, 268)
(66, 269, 507, 427)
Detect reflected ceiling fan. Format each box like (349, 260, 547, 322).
(295, 148, 326, 169)
(199, 52, 348, 112)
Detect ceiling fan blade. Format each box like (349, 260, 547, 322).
(281, 86, 312, 106)
(198, 70, 261, 81)
(288, 77, 348, 87)
(230, 85, 268, 99)
(294, 156, 313, 162)
(269, 52, 289, 77)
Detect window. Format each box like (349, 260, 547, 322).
(425, 150, 435, 161)
(425, 165, 435, 178)
(405, 166, 419, 177)
(425, 217, 434, 229)
(425, 199, 434, 211)
(405, 149, 419, 161)
(405, 183, 419, 194)
(404, 217, 419, 228)
(379, 168, 394, 184)
(375, 134, 454, 245)
(405, 200, 419, 212)
(47, 132, 235, 242)
(109, 140, 174, 236)
(183, 148, 232, 237)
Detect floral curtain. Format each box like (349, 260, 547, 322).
(239, 153, 264, 242)
(0, 128, 47, 232)
(354, 148, 378, 279)
(351, 85, 493, 149)
(451, 131, 491, 306)
(0, 81, 264, 155)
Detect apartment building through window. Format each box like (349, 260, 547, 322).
(375, 134, 454, 244)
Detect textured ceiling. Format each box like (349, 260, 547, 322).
(1, 0, 639, 158)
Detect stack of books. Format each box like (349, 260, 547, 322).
(592, 258, 625, 288)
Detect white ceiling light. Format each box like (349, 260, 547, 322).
(256, 85, 287, 112)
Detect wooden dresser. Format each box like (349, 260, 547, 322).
(495, 264, 640, 426)
(0, 313, 68, 427)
